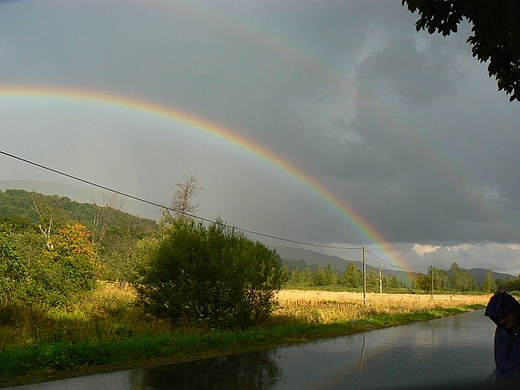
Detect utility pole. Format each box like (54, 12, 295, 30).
(379, 264, 383, 294)
(362, 246, 366, 306)
(430, 265, 434, 299)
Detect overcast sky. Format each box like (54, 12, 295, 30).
(1, 0, 519, 276)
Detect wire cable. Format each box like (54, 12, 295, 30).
(0, 149, 363, 251)
(366, 249, 420, 273)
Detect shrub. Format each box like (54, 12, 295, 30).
(0, 222, 98, 308)
(134, 218, 287, 329)
(0, 231, 28, 305)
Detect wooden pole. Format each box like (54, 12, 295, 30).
(363, 246, 366, 306)
(379, 264, 383, 294)
(431, 265, 434, 299)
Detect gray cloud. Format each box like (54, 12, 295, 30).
(1, 0, 520, 275)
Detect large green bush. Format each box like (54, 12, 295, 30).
(134, 218, 287, 329)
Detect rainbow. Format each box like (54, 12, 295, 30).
(0, 85, 411, 275)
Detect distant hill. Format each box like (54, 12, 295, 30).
(0, 180, 104, 205)
(0, 188, 157, 235)
(468, 268, 516, 284)
(275, 245, 516, 284)
(276, 246, 354, 270)
(0, 180, 159, 219)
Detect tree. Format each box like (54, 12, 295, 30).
(482, 269, 497, 293)
(161, 174, 204, 224)
(343, 262, 361, 288)
(134, 217, 287, 329)
(415, 272, 430, 293)
(301, 267, 312, 284)
(435, 268, 451, 291)
(0, 226, 29, 305)
(50, 222, 99, 292)
(290, 269, 302, 284)
(498, 277, 520, 292)
(31, 191, 70, 251)
(416, 265, 442, 293)
(402, 0, 520, 101)
(0, 220, 97, 307)
(448, 262, 463, 291)
(312, 266, 327, 286)
(448, 262, 477, 292)
(91, 192, 126, 247)
(324, 264, 338, 285)
(386, 274, 402, 289)
(367, 268, 378, 290)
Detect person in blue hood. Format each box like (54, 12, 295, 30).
(485, 291, 520, 384)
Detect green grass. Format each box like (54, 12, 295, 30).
(0, 304, 483, 387)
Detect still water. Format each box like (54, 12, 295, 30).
(8, 309, 496, 390)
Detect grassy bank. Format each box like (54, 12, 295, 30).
(0, 284, 489, 387)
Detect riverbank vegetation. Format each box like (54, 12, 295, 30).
(0, 283, 489, 387)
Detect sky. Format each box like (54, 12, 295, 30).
(1, 0, 519, 276)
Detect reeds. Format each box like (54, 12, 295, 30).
(0, 282, 171, 350)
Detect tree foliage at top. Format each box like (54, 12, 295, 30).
(402, 0, 520, 101)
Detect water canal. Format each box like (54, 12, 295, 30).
(8, 309, 497, 390)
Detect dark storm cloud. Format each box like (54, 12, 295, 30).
(1, 0, 520, 273)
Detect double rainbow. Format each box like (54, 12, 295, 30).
(0, 85, 409, 273)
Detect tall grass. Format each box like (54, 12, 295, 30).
(0, 282, 171, 350)
(274, 290, 489, 324)
(0, 283, 490, 386)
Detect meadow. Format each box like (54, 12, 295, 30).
(0, 283, 490, 386)
(276, 289, 489, 322)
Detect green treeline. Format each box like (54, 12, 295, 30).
(284, 260, 509, 294)
(286, 263, 407, 292)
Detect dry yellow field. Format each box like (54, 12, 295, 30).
(274, 290, 491, 324)
(90, 284, 491, 326)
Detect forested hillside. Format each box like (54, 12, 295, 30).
(0, 189, 156, 232)
(0, 189, 158, 288)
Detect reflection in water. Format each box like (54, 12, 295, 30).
(358, 332, 366, 373)
(8, 310, 496, 390)
(132, 350, 282, 390)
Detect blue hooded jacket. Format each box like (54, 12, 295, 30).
(485, 291, 520, 382)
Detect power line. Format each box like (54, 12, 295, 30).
(366, 249, 419, 273)
(1, 149, 420, 273)
(0, 149, 362, 251)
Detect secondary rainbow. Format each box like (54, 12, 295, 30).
(0, 85, 410, 273)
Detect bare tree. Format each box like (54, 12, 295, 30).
(92, 192, 126, 246)
(162, 174, 204, 221)
(31, 191, 70, 251)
